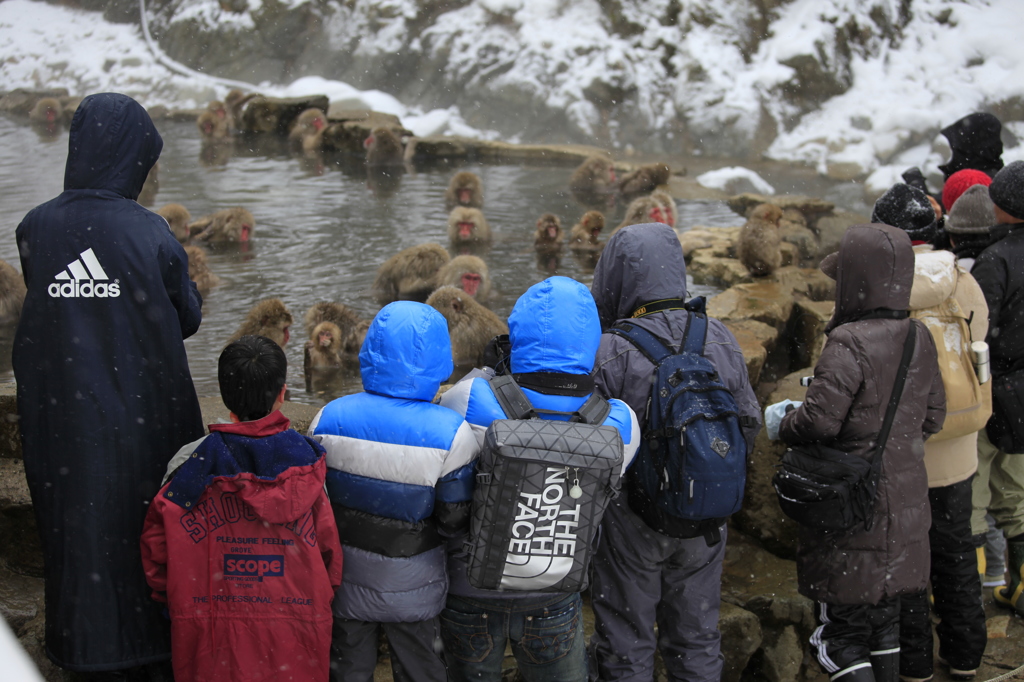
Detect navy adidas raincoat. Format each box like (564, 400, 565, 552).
(13, 93, 204, 671)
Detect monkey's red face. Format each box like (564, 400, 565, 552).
(458, 222, 475, 239)
(363, 135, 375, 148)
(608, 168, 617, 182)
(650, 207, 665, 224)
(318, 330, 334, 347)
(46, 109, 56, 123)
(313, 117, 325, 132)
(461, 273, 481, 296)
(590, 227, 601, 239)
(546, 225, 558, 239)
(202, 121, 214, 135)
(458, 188, 471, 204)
(239, 224, 251, 242)
(216, 108, 226, 119)
(282, 326, 290, 346)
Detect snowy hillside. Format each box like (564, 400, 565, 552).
(2, 0, 1023, 185)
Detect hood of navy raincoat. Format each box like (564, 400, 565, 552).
(64, 93, 162, 200)
(827, 223, 914, 332)
(591, 223, 687, 329)
(508, 276, 600, 375)
(359, 301, 454, 401)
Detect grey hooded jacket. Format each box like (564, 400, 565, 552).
(590, 223, 761, 460)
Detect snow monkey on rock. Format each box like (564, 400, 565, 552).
(618, 162, 672, 202)
(435, 255, 491, 304)
(738, 203, 784, 277)
(445, 171, 484, 210)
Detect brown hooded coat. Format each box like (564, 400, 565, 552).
(780, 224, 946, 604)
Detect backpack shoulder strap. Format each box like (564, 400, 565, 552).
(682, 312, 709, 355)
(489, 374, 535, 420)
(574, 393, 611, 425)
(871, 322, 917, 474)
(608, 321, 676, 364)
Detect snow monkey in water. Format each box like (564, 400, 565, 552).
(157, 204, 191, 243)
(226, 299, 294, 348)
(737, 203, 784, 277)
(303, 301, 369, 357)
(364, 127, 404, 167)
(435, 255, 491, 304)
(445, 171, 484, 210)
(426, 286, 509, 369)
(533, 213, 563, 252)
(569, 155, 616, 205)
(569, 211, 605, 250)
(189, 207, 256, 243)
(448, 207, 492, 246)
(288, 108, 328, 153)
(373, 243, 451, 305)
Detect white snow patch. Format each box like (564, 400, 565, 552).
(696, 167, 775, 195)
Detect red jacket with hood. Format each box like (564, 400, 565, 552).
(141, 411, 343, 682)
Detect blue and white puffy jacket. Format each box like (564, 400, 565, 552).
(440, 276, 640, 598)
(309, 301, 479, 622)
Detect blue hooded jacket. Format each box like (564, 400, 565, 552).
(13, 93, 204, 670)
(439, 276, 640, 599)
(309, 301, 479, 622)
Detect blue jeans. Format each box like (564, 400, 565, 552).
(441, 592, 587, 682)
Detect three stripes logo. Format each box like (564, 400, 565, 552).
(47, 248, 121, 298)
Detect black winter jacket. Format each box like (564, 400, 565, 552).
(13, 93, 204, 671)
(972, 225, 1024, 377)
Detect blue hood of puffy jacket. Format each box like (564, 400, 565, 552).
(359, 301, 454, 400)
(64, 93, 162, 200)
(509, 276, 600, 375)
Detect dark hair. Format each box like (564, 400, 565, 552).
(218, 335, 287, 421)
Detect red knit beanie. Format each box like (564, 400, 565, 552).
(942, 168, 992, 212)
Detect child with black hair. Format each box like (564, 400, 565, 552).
(141, 335, 343, 682)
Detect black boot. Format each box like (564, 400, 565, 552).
(833, 662, 876, 681)
(871, 651, 898, 682)
(994, 537, 1024, 616)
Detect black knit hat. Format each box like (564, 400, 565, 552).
(946, 185, 996, 235)
(989, 160, 1024, 221)
(871, 183, 937, 242)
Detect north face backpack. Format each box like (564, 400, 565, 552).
(609, 300, 749, 545)
(909, 295, 990, 442)
(465, 375, 624, 592)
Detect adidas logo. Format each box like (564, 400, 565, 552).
(47, 248, 121, 298)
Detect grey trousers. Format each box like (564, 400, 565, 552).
(330, 616, 447, 682)
(588, 495, 726, 682)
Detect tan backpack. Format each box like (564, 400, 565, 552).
(910, 294, 990, 442)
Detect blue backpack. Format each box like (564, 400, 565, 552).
(608, 299, 748, 545)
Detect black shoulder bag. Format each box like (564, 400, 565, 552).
(772, 322, 917, 532)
